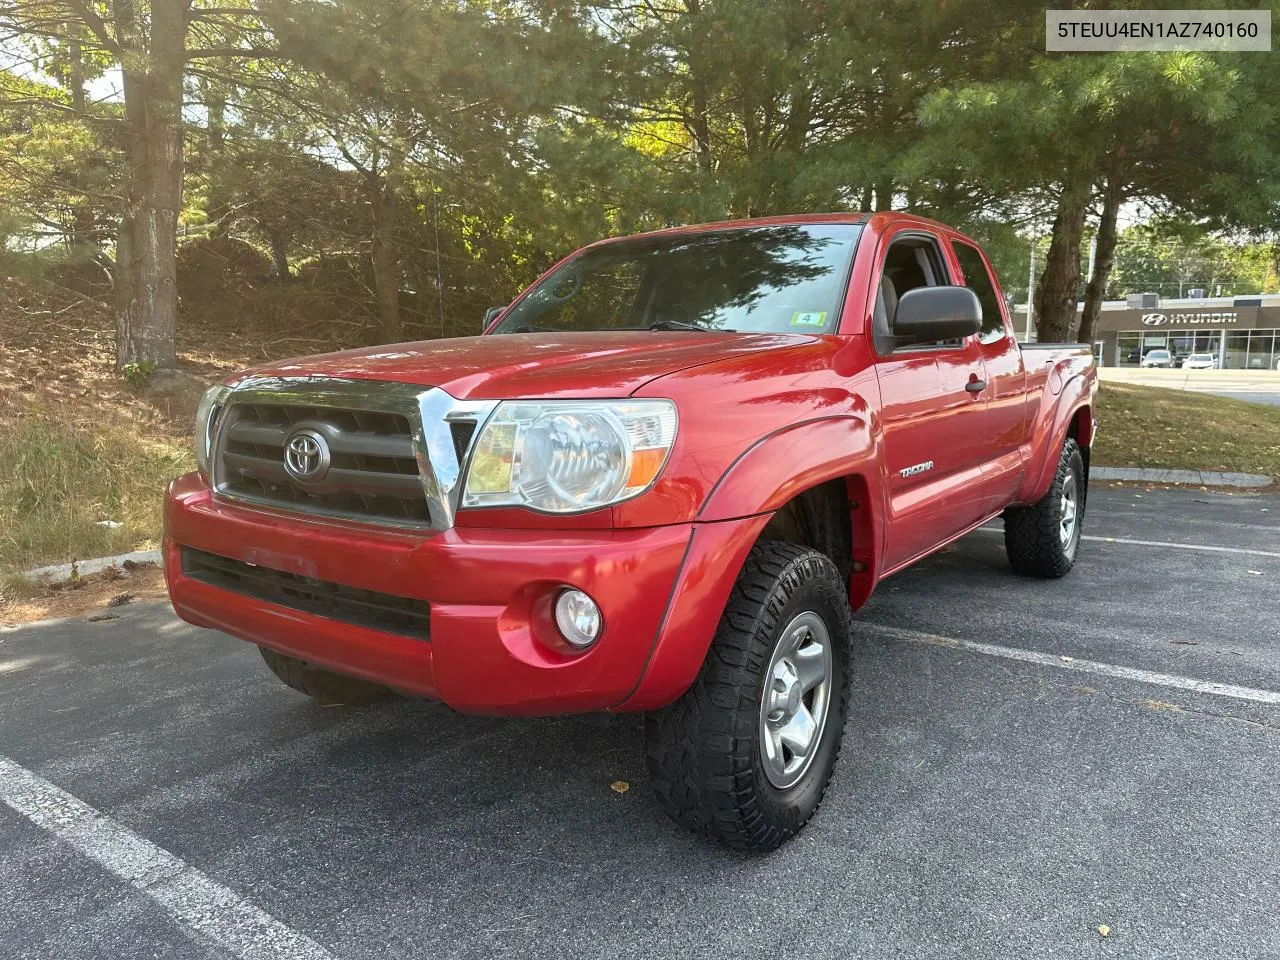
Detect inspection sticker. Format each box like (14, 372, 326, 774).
(790, 311, 828, 327)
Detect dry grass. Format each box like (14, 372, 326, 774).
(1093, 382, 1280, 480)
(0, 406, 192, 575)
(0, 273, 370, 621)
(0, 279, 197, 589)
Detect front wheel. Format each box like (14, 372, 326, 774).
(1004, 438, 1085, 578)
(645, 541, 852, 852)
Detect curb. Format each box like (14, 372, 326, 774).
(1092, 466, 1273, 488)
(20, 549, 163, 584)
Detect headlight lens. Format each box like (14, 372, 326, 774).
(194, 384, 232, 476)
(461, 400, 677, 512)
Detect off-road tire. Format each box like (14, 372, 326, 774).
(1004, 438, 1085, 579)
(258, 647, 395, 706)
(645, 541, 852, 852)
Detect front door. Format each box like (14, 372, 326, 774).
(872, 231, 991, 572)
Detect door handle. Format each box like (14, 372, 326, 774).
(965, 378, 987, 394)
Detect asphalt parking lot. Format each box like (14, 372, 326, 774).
(2, 485, 1278, 960)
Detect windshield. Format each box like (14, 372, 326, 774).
(1189, 354, 1211, 361)
(1148, 350, 1169, 358)
(492, 224, 861, 336)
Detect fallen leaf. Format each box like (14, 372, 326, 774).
(1247, 570, 1263, 576)
(1098, 924, 1111, 938)
(610, 780, 630, 794)
(1060, 655, 1074, 662)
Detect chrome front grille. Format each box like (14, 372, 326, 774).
(209, 377, 496, 530)
(219, 403, 428, 524)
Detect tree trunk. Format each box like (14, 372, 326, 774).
(681, 0, 714, 176)
(873, 177, 894, 211)
(370, 175, 402, 343)
(268, 233, 291, 281)
(1034, 176, 1090, 343)
(1078, 178, 1122, 347)
(114, 0, 185, 370)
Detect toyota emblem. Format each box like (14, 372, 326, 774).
(283, 428, 331, 483)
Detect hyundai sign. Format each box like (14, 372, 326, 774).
(1140, 311, 1239, 326)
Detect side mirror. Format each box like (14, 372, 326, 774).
(892, 287, 982, 344)
(482, 305, 506, 332)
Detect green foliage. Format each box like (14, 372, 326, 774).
(1109, 222, 1278, 298)
(2, 0, 1280, 350)
(0, 69, 121, 253)
(120, 361, 156, 388)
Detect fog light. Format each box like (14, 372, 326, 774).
(554, 589, 602, 649)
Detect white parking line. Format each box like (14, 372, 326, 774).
(1080, 535, 1280, 558)
(864, 624, 1280, 706)
(977, 526, 1280, 559)
(0, 756, 335, 960)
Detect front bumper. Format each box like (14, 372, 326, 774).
(164, 473, 765, 714)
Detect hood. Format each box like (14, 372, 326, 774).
(238, 331, 821, 399)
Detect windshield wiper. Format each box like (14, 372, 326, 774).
(648, 319, 736, 333)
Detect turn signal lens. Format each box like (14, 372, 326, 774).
(625, 447, 668, 489)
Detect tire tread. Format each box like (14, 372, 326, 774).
(646, 541, 851, 851)
(1004, 438, 1084, 579)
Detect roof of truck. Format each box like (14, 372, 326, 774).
(578, 211, 969, 252)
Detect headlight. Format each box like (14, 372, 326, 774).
(461, 400, 677, 513)
(194, 384, 232, 476)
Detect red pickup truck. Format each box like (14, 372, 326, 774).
(165, 212, 1096, 851)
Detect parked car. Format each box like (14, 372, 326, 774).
(1141, 348, 1175, 368)
(165, 213, 1097, 851)
(1183, 353, 1216, 370)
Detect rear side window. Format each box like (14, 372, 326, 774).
(951, 241, 1005, 342)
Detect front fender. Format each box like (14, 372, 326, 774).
(697, 414, 880, 521)
(1017, 371, 1096, 505)
(616, 414, 883, 711)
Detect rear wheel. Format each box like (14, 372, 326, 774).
(1004, 438, 1085, 578)
(646, 541, 851, 852)
(258, 647, 395, 706)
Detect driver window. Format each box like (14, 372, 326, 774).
(873, 236, 951, 355)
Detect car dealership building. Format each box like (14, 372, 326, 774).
(1013, 294, 1280, 370)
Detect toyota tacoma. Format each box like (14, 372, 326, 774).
(165, 212, 1097, 851)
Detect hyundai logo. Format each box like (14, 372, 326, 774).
(283, 428, 331, 483)
(1141, 313, 1169, 326)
